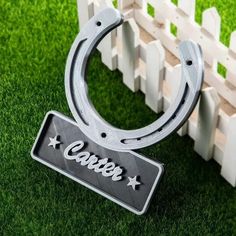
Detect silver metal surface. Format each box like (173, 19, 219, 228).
(65, 7, 204, 151)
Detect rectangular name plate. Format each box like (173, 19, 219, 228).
(31, 111, 164, 215)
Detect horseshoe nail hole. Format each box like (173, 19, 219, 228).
(186, 60, 193, 66)
(96, 21, 102, 26)
(157, 128, 163, 132)
(101, 132, 107, 138)
(137, 138, 141, 141)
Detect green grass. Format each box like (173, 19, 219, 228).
(0, 0, 236, 235)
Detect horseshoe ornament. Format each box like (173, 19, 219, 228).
(31, 7, 205, 215)
(65, 7, 204, 151)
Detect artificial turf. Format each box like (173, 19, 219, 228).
(0, 0, 236, 235)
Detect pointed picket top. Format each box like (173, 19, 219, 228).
(178, 0, 196, 20)
(202, 7, 221, 39)
(229, 31, 236, 54)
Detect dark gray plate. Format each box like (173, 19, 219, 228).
(31, 111, 164, 215)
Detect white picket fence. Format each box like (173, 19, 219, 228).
(77, 0, 236, 187)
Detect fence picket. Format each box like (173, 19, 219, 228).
(178, 0, 195, 20)
(202, 8, 221, 40)
(145, 40, 165, 113)
(194, 88, 221, 161)
(227, 31, 236, 87)
(122, 19, 140, 92)
(118, 0, 134, 10)
(94, 0, 118, 70)
(202, 7, 221, 71)
(77, 0, 94, 29)
(221, 115, 236, 187)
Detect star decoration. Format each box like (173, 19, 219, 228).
(48, 135, 61, 149)
(127, 176, 141, 191)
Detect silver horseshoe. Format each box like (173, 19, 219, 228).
(65, 7, 204, 151)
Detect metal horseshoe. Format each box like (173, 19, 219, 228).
(65, 7, 204, 152)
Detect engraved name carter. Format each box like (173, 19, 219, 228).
(64, 141, 124, 181)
